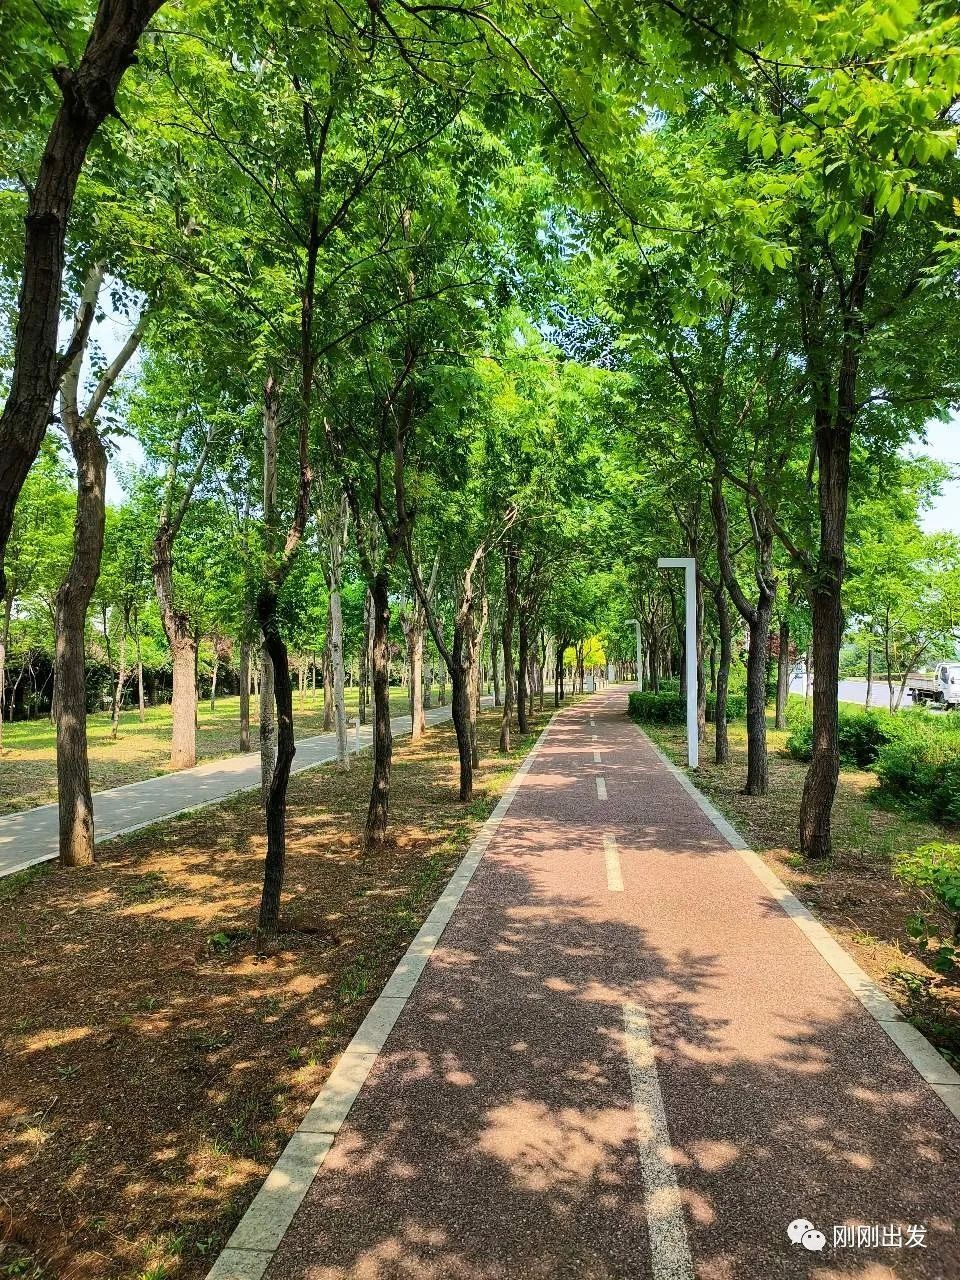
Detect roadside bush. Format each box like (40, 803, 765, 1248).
(787, 719, 814, 762)
(706, 692, 746, 723)
(894, 841, 960, 972)
(838, 708, 895, 768)
(876, 733, 960, 825)
(786, 704, 895, 768)
(628, 691, 684, 724)
(658, 677, 680, 694)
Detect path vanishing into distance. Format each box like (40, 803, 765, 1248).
(211, 687, 960, 1280)
(0, 700, 480, 879)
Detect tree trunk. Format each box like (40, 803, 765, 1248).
(709, 641, 717, 697)
(366, 570, 392, 847)
(799, 418, 851, 860)
(259, 639, 275, 801)
(0, 592, 13, 750)
(499, 552, 517, 753)
(695, 571, 706, 745)
(517, 612, 529, 735)
(256, 585, 296, 945)
(111, 627, 127, 739)
(54, 425, 107, 867)
(711, 473, 775, 796)
(406, 614, 425, 742)
(239, 638, 251, 751)
(714, 587, 732, 766)
(805, 647, 812, 702)
(330, 584, 349, 767)
(209, 654, 218, 714)
(359, 589, 371, 726)
(0, 0, 163, 602)
(775, 614, 790, 730)
(423, 656, 433, 710)
(865, 645, 873, 710)
(744, 610, 772, 795)
(451, 622, 474, 801)
(153, 523, 197, 769)
(322, 618, 334, 732)
(169, 636, 198, 769)
(799, 586, 842, 858)
(134, 612, 145, 722)
(490, 625, 502, 707)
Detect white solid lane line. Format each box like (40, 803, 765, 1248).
(596, 776, 607, 800)
(622, 1004, 696, 1280)
(603, 833, 623, 892)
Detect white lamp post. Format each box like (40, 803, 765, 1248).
(657, 557, 698, 768)
(624, 618, 643, 690)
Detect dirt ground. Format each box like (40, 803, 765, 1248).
(647, 715, 960, 1071)
(0, 705, 543, 1280)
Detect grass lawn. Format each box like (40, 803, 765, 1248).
(0, 703, 548, 1280)
(0, 687, 448, 816)
(643, 711, 960, 1072)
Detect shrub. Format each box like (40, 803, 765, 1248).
(876, 733, 960, 825)
(657, 677, 680, 694)
(706, 692, 746, 723)
(787, 719, 814, 762)
(838, 707, 894, 768)
(894, 841, 960, 971)
(786, 704, 894, 768)
(628, 691, 684, 724)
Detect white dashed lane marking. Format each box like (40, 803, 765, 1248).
(603, 833, 623, 892)
(622, 1004, 695, 1280)
(596, 776, 607, 801)
(593, 750, 601, 763)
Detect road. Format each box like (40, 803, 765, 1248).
(0, 699, 475, 879)
(210, 688, 959, 1280)
(790, 674, 914, 709)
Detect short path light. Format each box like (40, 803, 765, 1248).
(656, 557, 698, 768)
(624, 619, 643, 691)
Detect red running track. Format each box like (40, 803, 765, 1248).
(266, 689, 959, 1280)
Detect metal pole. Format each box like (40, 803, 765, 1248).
(684, 562, 698, 768)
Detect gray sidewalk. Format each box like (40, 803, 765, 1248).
(0, 699, 472, 878)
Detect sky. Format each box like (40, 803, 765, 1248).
(913, 412, 960, 534)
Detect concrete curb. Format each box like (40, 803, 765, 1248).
(204, 712, 558, 1280)
(637, 726, 960, 1124)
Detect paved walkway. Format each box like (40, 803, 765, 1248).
(220, 688, 959, 1280)
(0, 700, 471, 878)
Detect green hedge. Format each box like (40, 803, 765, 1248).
(658, 677, 680, 694)
(786, 706, 895, 769)
(628, 691, 684, 724)
(876, 724, 960, 825)
(706, 693, 746, 723)
(629, 690, 748, 725)
(786, 701, 960, 823)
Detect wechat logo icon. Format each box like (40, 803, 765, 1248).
(788, 1219, 827, 1252)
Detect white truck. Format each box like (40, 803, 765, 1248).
(906, 663, 960, 709)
